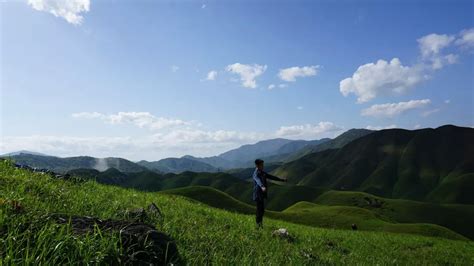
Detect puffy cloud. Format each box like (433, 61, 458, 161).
(340, 58, 424, 103)
(72, 112, 189, 130)
(226, 63, 267, 88)
(267, 84, 276, 90)
(455, 28, 474, 48)
(278, 65, 320, 82)
(152, 129, 264, 144)
(206, 70, 217, 81)
(341, 29, 472, 103)
(275, 122, 343, 139)
(365, 125, 397, 130)
(296, 106, 304, 110)
(418, 33, 458, 69)
(418, 33, 455, 58)
(361, 99, 431, 118)
(28, 0, 90, 25)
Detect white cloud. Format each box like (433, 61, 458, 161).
(365, 124, 397, 130)
(275, 122, 343, 139)
(413, 124, 421, 129)
(455, 28, 474, 48)
(297, 106, 304, 110)
(206, 70, 217, 81)
(421, 108, 440, 117)
(340, 58, 424, 103)
(171, 65, 180, 72)
(226, 63, 267, 88)
(201, 4, 206, 9)
(267, 84, 287, 90)
(278, 65, 320, 82)
(361, 99, 431, 118)
(444, 99, 451, 104)
(417, 33, 465, 69)
(28, 0, 90, 25)
(418, 33, 455, 58)
(72, 112, 189, 130)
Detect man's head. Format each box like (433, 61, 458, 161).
(255, 159, 264, 170)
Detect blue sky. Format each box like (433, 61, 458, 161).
(1, 0, 473, 160)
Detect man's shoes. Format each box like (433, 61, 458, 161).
(256, 222, 263, 229)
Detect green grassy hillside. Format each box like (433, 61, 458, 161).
(314, 190, 474, 239)
(273, 125, 474, 204)
(66, 166, 474, 239)
(67, 167, 328, 211)
(1, 161, 473, 265)
(161, 186, 469, 240)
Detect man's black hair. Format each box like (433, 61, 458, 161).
(255, 159, 264, 165)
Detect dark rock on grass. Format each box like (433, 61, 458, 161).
(50, 214, 180, 265)
(148, 202, 163, 220)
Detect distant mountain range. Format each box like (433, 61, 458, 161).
(273, 125, 474, 204)
(137, 157, 218, 174)
(135, 131, 365, 173)
(1, 154, 147, 173)
(1, 150, 48, 157)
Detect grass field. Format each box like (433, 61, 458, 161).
(162, 186, 468, 240)
(1, 161, 473, 265)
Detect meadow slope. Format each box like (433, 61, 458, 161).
(1, 161, 473, 264)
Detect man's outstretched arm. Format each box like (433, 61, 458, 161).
(265, 172, 287, 182)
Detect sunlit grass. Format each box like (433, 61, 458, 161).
(1, 160, 473, 265)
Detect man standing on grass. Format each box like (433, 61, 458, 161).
(252, 159, 287, 228)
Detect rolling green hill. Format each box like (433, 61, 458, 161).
(314, 190, 474, 240)
(2, 161, 473, 264)
(67, 168, 327, 211)
(66, 166, 474, 239)
(160, 186, 467, 240)
(273, 125, 474, 204)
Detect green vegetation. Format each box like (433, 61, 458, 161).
(1, 161, 473, 265)
(161, 186, 469, 240)
(273, 125, 474, 204)
(314, 190, 474, 239)
(66, 165, 474, 239)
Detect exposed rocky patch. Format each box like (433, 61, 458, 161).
(50, 212, 180, 265)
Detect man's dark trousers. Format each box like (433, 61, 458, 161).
(256, 199, 265, 226)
